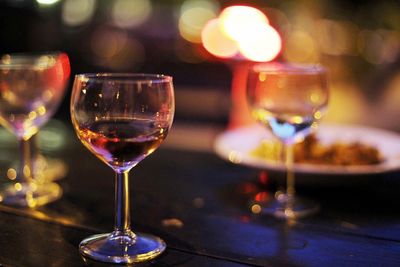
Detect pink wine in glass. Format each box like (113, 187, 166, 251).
(71, 73, 174, 263)
(77, 118, 168, 171)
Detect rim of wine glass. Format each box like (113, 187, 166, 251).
(253, 62, 326, 75)
(0, 51, 63, 69)
(75, 73, 173, 84)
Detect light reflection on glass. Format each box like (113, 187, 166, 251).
(0, 203, 82, 227)
(161, 218, 184, 228)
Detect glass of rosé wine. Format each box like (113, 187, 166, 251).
(70, 73, 174, 264)
(247, 63, 329, 219)
(0, 52, 70, 207)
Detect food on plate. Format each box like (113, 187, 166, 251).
(251, 134, 383, 165)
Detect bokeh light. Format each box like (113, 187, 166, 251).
(111, 0, 152, 29)
(90, 27, 145, 70)
(36, 0, 60, 5)
(181, 0, 219, 14)
(284, 30, 318, 62)
(201, 18, 238, 58)
(62, 0, 96, 27)
(316, 19, 359, 56)
(323, 83, 366, 123)
(201, 5, 281, 62)
(238, 24, 281, 62)
(219, 6, 269, 42)
(179, 0, 219, 43)
(91, 28, 127, 60)
(358, 29, 400, 65)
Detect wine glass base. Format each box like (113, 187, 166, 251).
(251, 194, 319, 219)
(80, 232, 166, 264)
(0, 182, 62, 208)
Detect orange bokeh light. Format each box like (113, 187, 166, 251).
(219, 5, 269, 42)
(238, 23, 281, 62)
(201, 5, 281, 62)
(201, 18, 238, 58)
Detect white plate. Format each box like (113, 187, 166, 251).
(214, 123, 400, 175)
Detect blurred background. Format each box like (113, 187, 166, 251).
(1, 0, 400, 136)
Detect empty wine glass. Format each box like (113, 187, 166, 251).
(247, 63, 329, 219)
(70, 73, 174, 263)
(0, 52, 70, 207)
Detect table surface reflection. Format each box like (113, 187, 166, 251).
(0, 121, 400, 266)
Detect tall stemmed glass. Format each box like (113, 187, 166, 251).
(247, 63, 329, 219)
(71, 73, 174, 263)
(0, 52, 70, 207)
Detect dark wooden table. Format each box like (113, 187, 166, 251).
(0, 122, 400, 266)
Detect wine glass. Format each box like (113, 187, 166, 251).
(0, 52, 70, 207)
(247, 63, 329, 219)
(70, 73, 174, 263)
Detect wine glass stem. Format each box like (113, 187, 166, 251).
(114, 170, 131, 234)
(285, 144, 295, 204)
(18, 138, 34, 184)
(30, 133, 40, 171)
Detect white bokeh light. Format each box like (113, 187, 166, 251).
(111, 0, 152, 28)
(62, 0, 96, 27)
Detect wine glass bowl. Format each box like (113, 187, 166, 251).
(0, 52, 70, 207)
(247, 63, 329, 219)
(0, 53, 69, 140)
(71, 73, 174, 263)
